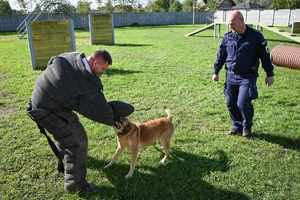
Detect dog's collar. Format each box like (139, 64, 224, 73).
(120, 123, 132, 135)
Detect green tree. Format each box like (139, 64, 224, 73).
(95, 0, 104, 11)
(149, 0, 170, 12)
(182, 0, 205, 11)
(114, 0, 136, 12)
(103, 0, 114, 13)
(0, 0, 13, 15)
(31, 3, 41, 13)
(205, 0, 218, 10)
(76, 0, 92, 13)
(182, 0, 194, 12)
(115, 4, 133, 12)
(289, 0, 300, 8)
(14, 0, 30, 13)
(169, 0, 182, 12)
(148, 1, 159, 11)
(50, 3, 77, 14)
(134, 3, 146, 12)
(96, 0, 103, 7)
(271, 0, 287, 9)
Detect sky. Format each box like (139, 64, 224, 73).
(9, 0, 147, 11)
(9, 0, 98, 10)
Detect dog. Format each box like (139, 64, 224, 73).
(105, 107, 175, 178)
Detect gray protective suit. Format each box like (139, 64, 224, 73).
(26, 52, 134, 192)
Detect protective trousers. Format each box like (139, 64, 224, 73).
(27, 109, 88, 193)
(224, 72, 258, 130)
(53, 116, 88, 193)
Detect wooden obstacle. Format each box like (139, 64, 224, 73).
(26, 19, 75, 69)
(185, 22, 300, 44)
(257, 22, 300, 44)
(89, 14, 115, 45)
(185, 22, 253, 38)
(291, 22, 300, 34)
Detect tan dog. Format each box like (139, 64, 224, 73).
(105, 107, 175, 178)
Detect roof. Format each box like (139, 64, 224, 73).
(232, 2, 264, 9)
(218, 0, 236, 6)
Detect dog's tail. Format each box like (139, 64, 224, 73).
(164, 106, 173, 121)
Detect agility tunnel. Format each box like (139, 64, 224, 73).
(271, 45, 300, 70)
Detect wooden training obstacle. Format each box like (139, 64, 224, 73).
(26, 19, 76, 69)
(89, 14, 115, 45)
(185, 22, 300, 44)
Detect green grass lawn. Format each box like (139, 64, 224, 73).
(0, 24, 300, 200)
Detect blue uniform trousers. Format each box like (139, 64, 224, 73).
(224, 72, 258, 130)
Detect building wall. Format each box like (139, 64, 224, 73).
(1, 9, 300, 32)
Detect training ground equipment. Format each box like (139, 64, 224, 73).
(185, 22, 300, 44)
(89, 14, 115, 45)
(17, 0, 88, 39)
(271, 45, 300, 70)
(26, 19, 76, 69)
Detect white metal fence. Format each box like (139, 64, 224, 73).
(0, 9, 299, 31)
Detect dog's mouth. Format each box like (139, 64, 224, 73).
(113, 117, 124, 129)
(113, 117, 132, 135)
(113, 121, 122, 129)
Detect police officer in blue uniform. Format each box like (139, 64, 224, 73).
(212, 11, 275, 137)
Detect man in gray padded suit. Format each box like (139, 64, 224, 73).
(26, 49, 134, 194)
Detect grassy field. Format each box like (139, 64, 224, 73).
(0, 24, 300, 200)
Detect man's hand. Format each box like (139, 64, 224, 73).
(265, 76, 274, 86)
(212, 74, 219, 82)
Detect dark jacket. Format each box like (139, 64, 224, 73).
(30, 52, 117, 126)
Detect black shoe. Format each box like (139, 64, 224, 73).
(242, 128, 252, 137)
(228, 127, 242, 135)
(80, 183, 98, 194)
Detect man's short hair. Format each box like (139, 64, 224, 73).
(93, 49, 112, 65)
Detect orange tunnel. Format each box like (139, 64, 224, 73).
(271, 45, 300, 70)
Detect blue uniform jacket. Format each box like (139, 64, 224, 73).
(214, 26, 274, 77)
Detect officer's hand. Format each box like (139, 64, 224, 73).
(212, 74, 219, 82)
(265, 76, 274, 86)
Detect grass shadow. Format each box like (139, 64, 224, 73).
(30, 64, 143, 76)
(105, 68, 142, 76)
(86, 149, 250, 200)
(193, 35, 220, 38)
(106, 43, 153, 47)
(252, 131, 300, 150)
(0, 31, 19, 36)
